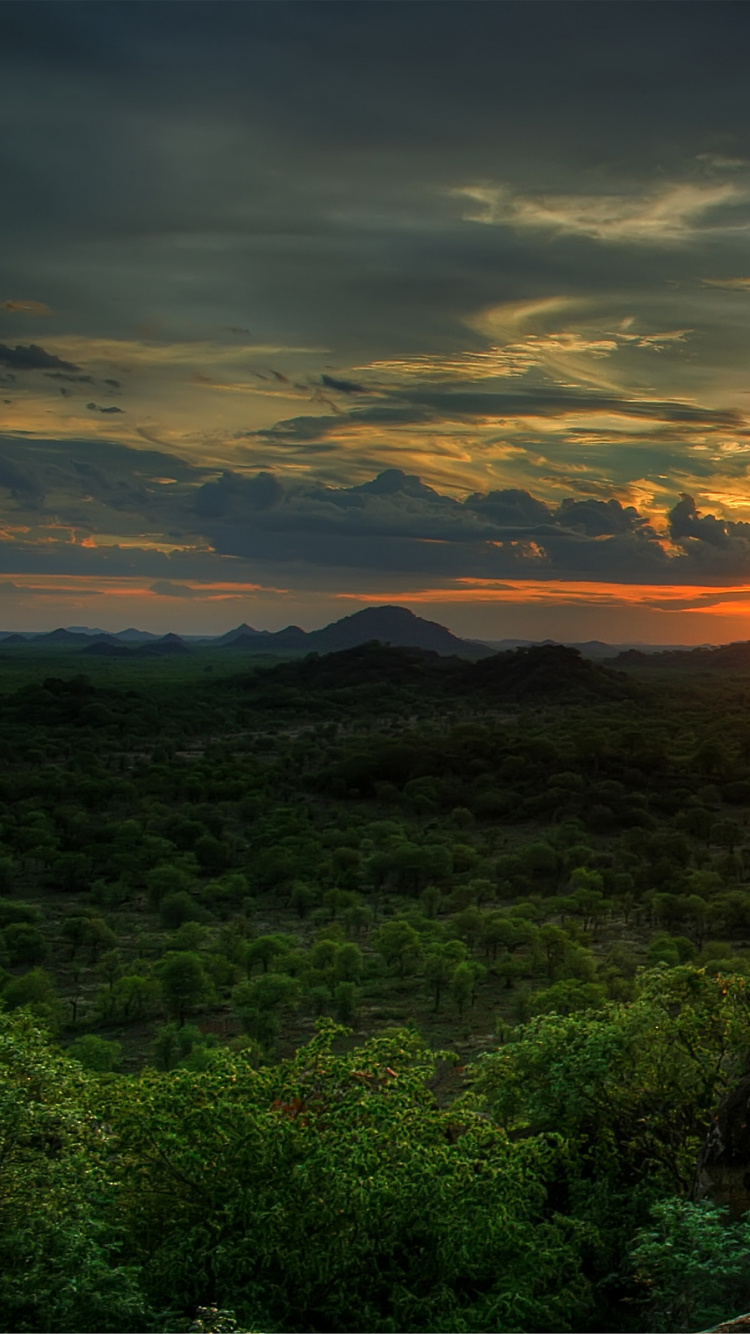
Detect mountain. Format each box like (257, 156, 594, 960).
(220, 605, 492, 657)
(210, 622, 267, 646)
(34, 628, 95, 645)
(81, 639, 134, 657)
(307, 605, 484, 655)
(132, 634, 190, 656)
(114, 627, 161, 642)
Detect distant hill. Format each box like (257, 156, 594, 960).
(80, 633, 191, 658)
(34, 628, 94, 645)
(482, 637, 711, 659)
(210, 622, 266, 646)
(310, 605, 488, 655)
(610, 640, 750, 671)
(220, 605, 492, 658)
(240, 641, 633, 709)
(114, 627, 160, 643)
(457, 643, 631, 701)
(81, 639, 134, 658)
(133, 634, 190, 657)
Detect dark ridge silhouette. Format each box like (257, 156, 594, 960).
(80, 639, 134, 657)
(240, 641, 632, 708)
(610, 640, 750, 671)
(264, 625, 309, 650)
(114, 627, 160, 642)
(210, 622, 266, 646)
(460, 642, 628, 700)
(0, 633, 30, 645)
(308, 605, 483, 655)
(34, 628, 93, 645)
(133, 634, 190, 656)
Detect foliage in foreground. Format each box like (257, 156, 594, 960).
(0, 1011, 146, 1332)
(4, 965, 750, 1332)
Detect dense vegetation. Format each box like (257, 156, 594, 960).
(4, 640, 750, 1331)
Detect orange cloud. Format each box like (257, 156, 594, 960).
(334, 579, 750, 614)
(2, 299, 52, 316)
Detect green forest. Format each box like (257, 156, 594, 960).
(4, 640, 750, 1333)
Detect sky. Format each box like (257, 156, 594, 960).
(5, 2, 750, 642)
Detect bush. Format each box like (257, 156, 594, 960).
(69, 1033, 122, 1072)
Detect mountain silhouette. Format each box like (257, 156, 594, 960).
(220, 605, 491, 657)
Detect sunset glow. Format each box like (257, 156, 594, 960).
(3, 3, 750, 643)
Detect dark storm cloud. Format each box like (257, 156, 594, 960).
(0, 343, 80, 373)
(186, 466, 710, 583)
(5, 1, 750, 615)
(0, 433, 749, 585)
(0, 436, 207, 521)
(669, 494, 732, 547)
(0, 457, 44, 507)
(4, 1, 750, 360)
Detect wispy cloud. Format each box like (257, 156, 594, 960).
(702, 276, 750, 291)
(42, 337, 326, 368)
(2, 300, 52, 317)
(455, 181, 747, 243)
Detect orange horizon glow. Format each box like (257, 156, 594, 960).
(334, 579, 750, 615)
(2, 573, 750, 621)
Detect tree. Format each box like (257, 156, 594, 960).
(3, 967, 65, 1033)
(334, 942, 363, 984)
(156, 951, 216, 1026)
(146, 862, 195, 909)
(160, 890, 206, 930)
(629, 1198, 750, 1333)
(472, 965, 750, 1311)
(334, 981, 359, 1023)
(232, 973, 301, 1051)
(97, 1022, 591, 1333)
(450, 961, 476, 1018)
(373, 918, 422, 977)
(97, 969, 160, 1023)
(3, 921, 47, 965)
(0, 1010, 147, 1331)
(423, 940, 467, 1011)
(68, 1033, 122, 1072)
(153, 1021, 205, 1071)
(245, 934, 290, 975)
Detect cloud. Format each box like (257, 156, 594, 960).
(86, 402, 124, 414)
(249, 389, 742, 455)
(321, 373, 365, 394)
(456, 181, 747, 243)
(0, 343, 81, 372)
(0, 456, 44, 507)
(45, 371, 93, 383)
(702, 277, 750, 291)
(40, 337, 324, 368)
(3, 432, 750, 592)
(2, 300, 52, 316)
(149, 579, 200, 598)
